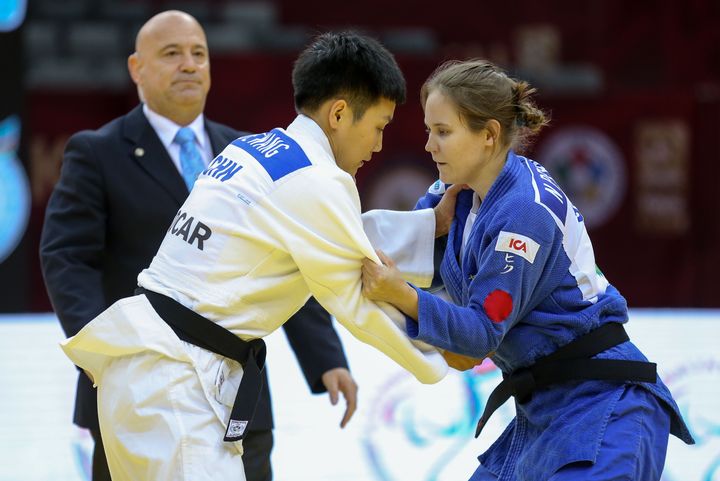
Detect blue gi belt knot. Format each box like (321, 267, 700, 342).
(474, 323, 657, 439)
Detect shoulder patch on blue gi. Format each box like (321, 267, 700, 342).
(526, 160, 568, 223)
(232, 129, 311, 181)
(428, 179, 446, 195)
(495, 231, 540, 263)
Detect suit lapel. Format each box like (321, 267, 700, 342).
(206, 118, 242, 156)
(206, 120, 225, 156)
(123, 105, 188, 205)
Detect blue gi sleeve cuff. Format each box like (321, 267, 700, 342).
(404, 283, 424, 339)
(405, 314, 420, 338)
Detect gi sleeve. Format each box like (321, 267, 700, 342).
(257, 168, 448, 384)
(40, 132, 108, 338)
(361, 208, 435, 288)
(282, 297, 349, 393)
(408, 202, 561, 358)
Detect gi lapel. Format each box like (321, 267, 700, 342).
(441, 189, 474, 304)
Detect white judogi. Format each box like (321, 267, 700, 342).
(62, 115, 446, 481)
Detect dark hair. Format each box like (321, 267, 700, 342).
(292, 31, 406, 120)
(421, 59, 549, 152)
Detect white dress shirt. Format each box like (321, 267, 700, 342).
(143, 104, 214, 171)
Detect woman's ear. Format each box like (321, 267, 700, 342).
(484, 119, 502, 146)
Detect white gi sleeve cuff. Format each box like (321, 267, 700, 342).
(362, 208, 436, 288)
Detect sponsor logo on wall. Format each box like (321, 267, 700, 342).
(634, 120, 689, 235)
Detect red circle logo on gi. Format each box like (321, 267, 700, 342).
(536, 126, 626, 228)
(483, 289, 513, 323)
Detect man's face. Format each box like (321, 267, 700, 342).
(129, 15, 210, 122)
(332, 98, 396, 177)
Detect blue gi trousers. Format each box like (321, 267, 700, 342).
(469, 385, 672, 481)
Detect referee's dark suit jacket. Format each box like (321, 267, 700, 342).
(40, 104, 348, 433)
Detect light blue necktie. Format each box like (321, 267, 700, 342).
(174, 127, 205, 190)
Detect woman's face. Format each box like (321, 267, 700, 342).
(423, 90, 494, 187)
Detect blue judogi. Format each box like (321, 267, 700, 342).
(410, 151, 694, 480)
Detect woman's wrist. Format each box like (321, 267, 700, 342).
(396, 283, 419, 320)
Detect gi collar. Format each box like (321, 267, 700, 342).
(285, 115, 336, 168)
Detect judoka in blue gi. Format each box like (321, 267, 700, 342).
(361, 59, 694, 481)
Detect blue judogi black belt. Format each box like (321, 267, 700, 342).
(136, 287, 266, 442)
(475, 322, 657, 438)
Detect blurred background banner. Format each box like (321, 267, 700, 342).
(1, 310, 718, 481)
(2, 3, 719, 480)
(0, 0, 30, 312)
(0, 0, 26, 32)
(2, 1, 720, 477)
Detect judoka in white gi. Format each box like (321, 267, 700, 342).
(61, 31, 453, 481)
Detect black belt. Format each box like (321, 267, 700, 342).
(136, 287, 266, 442)
(475, 322, 657, 438)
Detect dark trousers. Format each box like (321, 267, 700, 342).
(89, 428, 112, 481)
(242, 429, 274, 481)
(89, 427, 273, 481)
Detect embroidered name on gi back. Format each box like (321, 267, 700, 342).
(528, 160, 568, 223)
(495, 231, 540, 263)
(201, 154, 243, 182)
(169, 210, 212, 250)
(232, 129, 312, 181)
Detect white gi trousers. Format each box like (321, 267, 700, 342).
(65, 295, 247, 481)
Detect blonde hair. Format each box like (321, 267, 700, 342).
(421, 59, 549, 152)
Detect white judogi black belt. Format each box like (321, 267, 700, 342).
(136, 287, 266, 442)
(475, 322, 657, 438)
